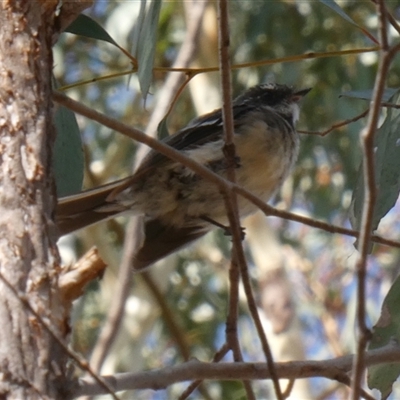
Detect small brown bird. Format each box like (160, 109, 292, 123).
(56, 83, 310, 270)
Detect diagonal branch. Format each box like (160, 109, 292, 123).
(53, 90, 400, 251)
(350, 1, 398, 397)
(217, 1, 257, 398)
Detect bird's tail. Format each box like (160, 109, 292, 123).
(56, 177, 131, 236)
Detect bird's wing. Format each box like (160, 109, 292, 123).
(108, 102, 257, 199)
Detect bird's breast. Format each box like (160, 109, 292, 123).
(232, 117, 299, 210)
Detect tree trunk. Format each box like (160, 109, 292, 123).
(0, 2, 68, 398)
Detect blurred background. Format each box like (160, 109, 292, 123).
(54, 1, 400, 398)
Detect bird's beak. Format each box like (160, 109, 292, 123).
(292, 88, 312, 101)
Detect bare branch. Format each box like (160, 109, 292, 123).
(74, 342, 400, 397)
(300, 109, 369, 136)
(217, 2, 257, 398)
(53, 91, 400, 249)
(351, 1, 395, 396)
(178, 344, 230, 399)
(60, 47, 379, 91)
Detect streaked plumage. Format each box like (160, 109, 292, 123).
(56, 83, 310, 270)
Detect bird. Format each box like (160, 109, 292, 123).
(56, 83, 310, 270)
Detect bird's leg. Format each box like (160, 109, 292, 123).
(200, 216, 246, 240)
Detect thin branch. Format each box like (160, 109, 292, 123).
(178, 344, 230, 400)
(53, 91, 400, 249)
(225, 258, 241, 357)
(53, 90, 231, 191)
(282, 379, 295, 399)
(73, 342, 400, 397)
(239, 249, 284, 398)
(351, 0, 391, 396)
(59, 47, 379, 91)
(159, 47, 380, 72)
(299, 103, 400, 137)
(377, 0, 389, 51)
(300, 109, 369, 136)
(232, 185, 400, 249)
(385, 8, 400, 35)
(217, 1, 256, 398)
(380, 102, 400, 108)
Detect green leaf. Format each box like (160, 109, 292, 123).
(65, 14, 119, 47)
(53, 105, 84, 197)
(319, 0, 377, 43)
(368, 275, 400, 399)
(157, 115, 170, 140)
(319, 0, 356, 26)
(350, 90, 400, 233)
(132, 0, 162, 97)
(341, 89, 398, 103)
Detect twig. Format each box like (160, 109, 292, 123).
(385, 8, 400, 35)
(73, 342, 400, 397)
(302, 104, 400, 138)
(161, 47, 380, 72)
(351, 0, 391, 397)
(178, 344, 230, 400)
(225, 258, 241, 356)
(232, 185, 400, 247)
(300, 109, 369, 136)
(379, 102, 400, 109)
(239, 247, 284, 399)
(53, 91, 400, 249)
(59, 47, 379, 91)
(217, 1, 257, 398)
(282, 379, 295, 399)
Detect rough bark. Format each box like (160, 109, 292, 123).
(0, 2, 67, 398)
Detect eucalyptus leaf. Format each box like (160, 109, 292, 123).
(350, 90, 400, 234)
(157, 115, 170, 140)
(319, 0, 357, 26)
(341, 88, 398, 102)
(132, 0, 162, 97)
(66, 14, 119, 46)
(368, 274, 400, 400)
(53, 105, 84, 197)
(319, 0, 377, 43)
